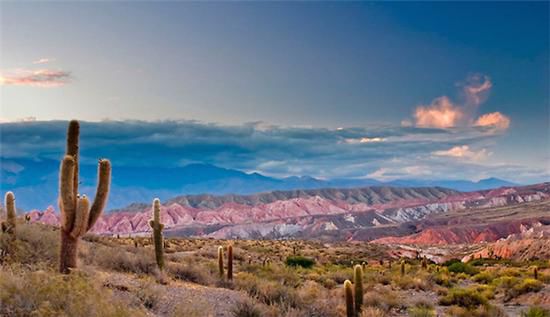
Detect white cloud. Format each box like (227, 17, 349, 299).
(345, 137, 386, 144)
(432, 145, 491, 161)
(32, 58, 56, 64)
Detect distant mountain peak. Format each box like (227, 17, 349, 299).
(2, 157, 521, 210)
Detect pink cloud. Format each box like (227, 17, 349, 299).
(408, 74, 510, 132)
(0, 69, 71, 87)
(463, 74, 492, 107)
(414, 96, 464, 128)
(474, 112, 511, 131)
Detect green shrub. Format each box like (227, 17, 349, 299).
(408, 306, 436, 317)
(493, 276, 544, 301)
(439, 288, 487, 308)
(443, 258, 462, 266)
(285, 256, 315, 268)
(429, 272, 452, 287)
(522, 307, 550, 317)
(472, 271, 496, 284)
(506, 278, 544, 300)
(447, 262, 479, 275)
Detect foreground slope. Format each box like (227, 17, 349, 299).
(1, 222, 548, 316)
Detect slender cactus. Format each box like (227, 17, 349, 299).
(353, 264, 363, 316)
(534, 266, 538, 280)
(149, 198, 165, 271)
(400, 260, 406, 276)
(218, 246, 224, 277)
(2, 192, 16, 238)
(227, 244, 233, 280)
(344, 280, 354, 317)
(59, 120, 111, 274)
(421, 257, 428, 270)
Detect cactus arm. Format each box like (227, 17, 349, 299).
(153, 198, 161, 222)
(59, 156, 76, 231)
(87, 159, 111, 231)
(66, 120, 80, 201)
(5, 191, 16, 225)
(353, 265, 363, 315)
(70, 196, 90, 239)
(3, 191, 16, 235)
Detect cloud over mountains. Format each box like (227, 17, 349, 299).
(0, 119, 544, 184)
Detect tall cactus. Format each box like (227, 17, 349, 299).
(534, 266, 539, 280)
(400, 260, 406, 276)
(227, 244, 233, 280)
(149, 198, 165, 271)
(353, 264, 363, 316)
(59, 120, 111, 274)
(344, 279, 354, 317)
(218, 246, 224, 277)
(1, 191, 16, 238)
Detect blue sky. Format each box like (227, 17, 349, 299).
(0, 2, 548, 183)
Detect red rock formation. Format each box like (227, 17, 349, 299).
(26, 183, 550, 241)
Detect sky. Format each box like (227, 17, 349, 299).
(0, 2, 548, 183)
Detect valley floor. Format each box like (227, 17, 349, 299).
(1, 222, 549, 316)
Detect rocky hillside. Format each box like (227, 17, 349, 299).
(461, 222, 550, 262)
(26, 183, 550, 244)
(371, 196, 550, 245)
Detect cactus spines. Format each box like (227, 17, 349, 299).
(534, 266, 539, 280)
(218, 246, 224, 277)
(59, 120, 111, 274)
(344, 279, 354, 317)
(353, 264, 363, 315)
(2, 191, 16, 237)
(400, 260, 406, 276)
(149, 198, 165, 271)
(227, 244, 233, 280)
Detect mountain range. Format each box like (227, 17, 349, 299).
(27, 182, 550, 245)
(1, 157, 517, 210)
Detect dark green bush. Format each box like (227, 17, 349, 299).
(442, 258, 462, 267)
(285, 256, 315, 268)
(447, 262, 479, 275)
